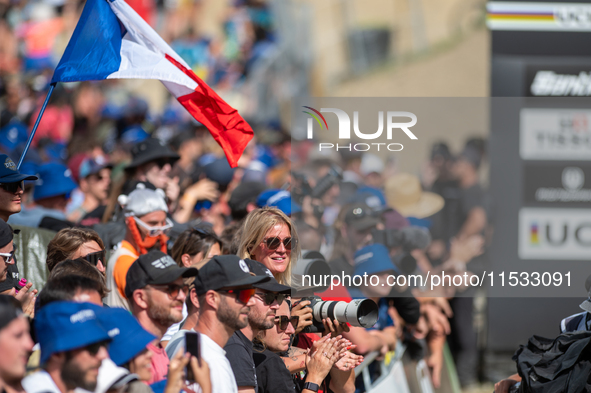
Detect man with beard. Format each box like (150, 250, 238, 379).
(224, 260, 290, 393)
(169, 255, 270, 393)
(106, 187, 172, 310)
(22, 301, 111, 393)
(125, 250, 198, 384)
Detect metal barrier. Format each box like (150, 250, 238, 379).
(354, 341, 413, 393)
(353, 342, 461, 393)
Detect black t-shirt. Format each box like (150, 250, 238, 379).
(252, 342, 296, 393)
(224, 331, 258, 390)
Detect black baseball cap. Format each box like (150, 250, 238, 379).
(193, 255, 270, 295)
(0, 154, 38, 184)
(343, 203, 380, 231)
(246, 259, 292, 294)
(125, 251, 198, 299)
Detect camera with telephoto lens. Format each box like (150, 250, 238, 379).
(372, 227, 432, 275)
(299, 296, 379, 333)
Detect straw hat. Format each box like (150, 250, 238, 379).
(384, 173, 444, 218)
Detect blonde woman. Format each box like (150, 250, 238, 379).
(238, 207, 300, 286)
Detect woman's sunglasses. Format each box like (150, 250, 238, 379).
(275, 315, 299, 330)
(220, 288, 256, 304)
(254, 292, 286, 306)
(0, 181, 24, 194)
(263, 237, 294, 251)
(82, 250, 106, 267)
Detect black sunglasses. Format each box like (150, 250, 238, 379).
(275, 315, 299, 330)
(83, 250, 106, 267)
(263, 237, 294, 251)
(0, 181, 24, 194)
(150, 283, 189, 299)
(254, 292, 286, 306)
(85, 340, 110, 356)
(155, 158, 172, 169)
(90, 174, 109, 182)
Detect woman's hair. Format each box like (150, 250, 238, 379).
(237, 207, 300, 286)
(170, 226, 222, 267)
(46, 228, 105, 272)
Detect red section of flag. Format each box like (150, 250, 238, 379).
(165, 54, 253, 168)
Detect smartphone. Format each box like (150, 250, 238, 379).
(185, 331, 201, 381)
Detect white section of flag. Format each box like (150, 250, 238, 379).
(106, 0, 197, 97)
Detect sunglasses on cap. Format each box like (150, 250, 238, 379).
(133, 216, 174, 237)
(219, 288, 256, 304)
(82, 250, 105, 267)
(0, 181, 24, 194)
(149, 283, 189, 299)
(254, 292, 286, 306)
(84, 340, 110, 356)
(262, 237, 294, 251)
(275, 315, 299, 331)
(0, 248, 16, 265)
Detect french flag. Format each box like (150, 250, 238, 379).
(51, 0, 253, 168)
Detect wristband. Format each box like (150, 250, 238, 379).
(303, 382, 319, 392)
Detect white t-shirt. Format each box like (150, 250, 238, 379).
(22, 370, 61, 393)
(169, 330, 238, 393)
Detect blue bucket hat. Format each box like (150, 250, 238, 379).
(96, 307, 156, 366)
(354, 244, 398, 276)
(0, 122, 28, 151)
(34, 163, 77, 201)
(0, 154, 38, 184)
(257, 189, 301, 216)
(35, 301, 111, 364)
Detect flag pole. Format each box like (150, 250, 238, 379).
(17, 83, 56, 170)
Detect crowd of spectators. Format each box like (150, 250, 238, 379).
(0, 131, 492, 393)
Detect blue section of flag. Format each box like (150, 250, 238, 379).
(51, 0, 124, 83)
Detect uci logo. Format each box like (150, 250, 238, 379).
(303, 106, 417, 152)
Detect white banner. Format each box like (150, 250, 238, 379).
(520, 108, 591, 160)
(519, 207, 591, 259)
